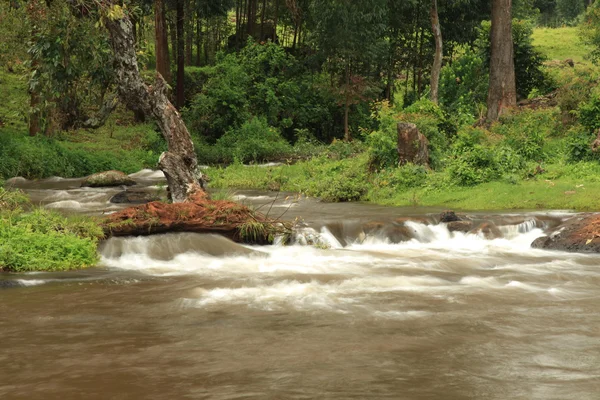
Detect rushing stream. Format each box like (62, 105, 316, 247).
(1, 171, 600, 399)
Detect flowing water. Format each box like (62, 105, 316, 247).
(2, 171, 600, 399)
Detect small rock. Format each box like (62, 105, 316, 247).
(110, 189, 163, 204)
(440, 210, 461, 223)
(470, 222, 503, 239)
(81, 170, 136, 187)
(446, 220, 473, 233)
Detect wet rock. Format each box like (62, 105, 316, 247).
(81, 170, 136, 187)
(446, 220, 473, 233)
(397, 122, 429, 167)
(110, 189, 163, 204)
(440, 210, 461, 223)
(469, 222, 503, 240)
(531, 213, 600, 253)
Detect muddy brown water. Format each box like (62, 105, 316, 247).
(2, 171, 600, 399)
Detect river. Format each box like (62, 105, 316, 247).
(1, 170, 600, 399)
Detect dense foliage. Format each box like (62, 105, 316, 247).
(0, 188, 102, 271)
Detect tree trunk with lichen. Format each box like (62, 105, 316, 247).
(104, 15, 204, 203)
(429, 0, 442, 104)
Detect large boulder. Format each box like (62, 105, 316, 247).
(397, 122, 429, 167)
(81, 170, 136, 188)
(531, 213, 600, 253)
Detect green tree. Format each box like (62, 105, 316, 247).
(309, 0, 387, 141)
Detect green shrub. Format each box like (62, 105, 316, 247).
(447, 145, 500, 186)
(303, 155, 369, 202)
(0, 201, 102, 272)
(565, 125, 600, 161)
(375, 164, 428, 189)
(439, 50, 488, 121)
(215, 117, 292, 163)
(366, 102, 399, 170)
(578, 91, 600, 132)
(492, 109, 559, 161)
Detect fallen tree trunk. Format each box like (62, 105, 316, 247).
(102, 192, 292, 245)
(103, 11, 204, 202)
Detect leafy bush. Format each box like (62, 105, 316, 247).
(439, 50, 488, 121)
(374, 164, 428, 189)
(367, 102, 400, 170)
(302, 154, 369, 202)
(578, 91, 600, 132)
(447, 145, 500, 186)
(184, 41, 349, 144)
(492, 109, 559, 161)
(215, 117, 292, 163)
(0, 196, 102, 271)
(565, 125, 600, 161)
(554, 66, 599, 125)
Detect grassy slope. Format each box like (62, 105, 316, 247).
(532, 26, 591, 63)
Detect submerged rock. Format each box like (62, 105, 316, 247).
(440, 210, 462, 223)
(81, 170, 136, 188)
(446, 220, 473, 233)
(469, 222, 502, 240)
(531, 213, 600, 253)
(110, 188, 163, 204)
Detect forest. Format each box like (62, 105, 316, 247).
(2, 0, 600, 269)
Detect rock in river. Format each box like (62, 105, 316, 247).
(81, 170, 136, 188)
(531, 213, 600, 253)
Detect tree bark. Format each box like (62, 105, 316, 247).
(104, 15, 204, 202)
(344, 63, 351, 142)
(273, 0, 278, 42)
(487, 0, 516, 122)
(429, 0, 442, 104)
(26, 0, 44, 137)
(185, 0, 193, 65)
(196, 11, 202, 65)
(154, 0, 171, 82)
(176, 0, 185, 108)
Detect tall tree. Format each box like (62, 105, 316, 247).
(310, 0, 387, 141)
(486, 0, 516, 121)
(176, 0, 185, 108)
(154, 0, 171, 82)
(430, 0, 442, 104)
(26, 0, 46, 136)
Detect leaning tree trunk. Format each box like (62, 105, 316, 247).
(486, 0, 516, 122)
(104, 16, 204, 203)
(429, 0, 442, 104)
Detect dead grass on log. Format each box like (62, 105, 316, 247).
(102, 191, 291, 244)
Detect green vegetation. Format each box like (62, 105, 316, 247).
(532, 27, 591, 63)
(0, 187, 103, 272)
(3, 0, 600, 272)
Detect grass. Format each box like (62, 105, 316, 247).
(207, 156, 600, 211)
(369, 178, 600, 211)
(532, 26, 592, 64)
